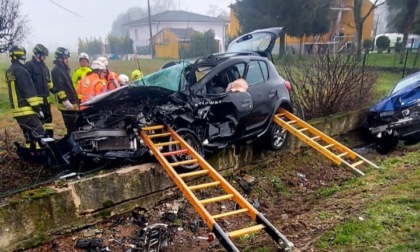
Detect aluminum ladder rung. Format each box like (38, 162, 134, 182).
(212, 208, 249, 219)
(161, 149, 189, 157)
(337, 152, 349, 158)
(323, 143, 335, 149)
(154, 141, 179, 147)
(311, 135, 321, 141)
(142, 125, 164, 131)
(299, 127, 309, 132)
(228, 224, 265, 238)
(178, 170, 209, 178)
(352, 160, 364, 167)
(200, 194, 233, 205)
(189, 181, 221, 191)
(148, 132, 171, 139)
(170, 159, 197, 167)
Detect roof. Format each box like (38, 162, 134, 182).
(152, 28, 197, 41)
(125, 10, 227, 26)
(167, 28, 196, 41)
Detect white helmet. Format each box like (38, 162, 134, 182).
(79, 52, 89, 61)
(91, 60, 106, 70)
(119, 74, 129, 85)
(97, 56, 108, 66)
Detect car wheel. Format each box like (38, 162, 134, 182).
(267, 122, 288, 150)
(168, 128, 204, 171)
(375, 137, 398, 154)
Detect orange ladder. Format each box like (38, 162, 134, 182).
(273, 108, 379, 176)
(140, 125, 294, 252)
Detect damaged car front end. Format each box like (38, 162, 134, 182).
(364, 71, 420, 153)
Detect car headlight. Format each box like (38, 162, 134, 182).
(402, 109, 410, 117)
(379, 111, 394, 117)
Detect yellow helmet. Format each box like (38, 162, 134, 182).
(131, 69, 143, 81)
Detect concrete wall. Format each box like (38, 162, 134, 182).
(0, 109, 365, 251)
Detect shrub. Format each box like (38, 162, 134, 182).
(363, 39, 373, 50)
(281, 54, 377, 120)
(376, 36, 390, 52)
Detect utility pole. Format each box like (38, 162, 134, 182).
(147, 0, 154, 59)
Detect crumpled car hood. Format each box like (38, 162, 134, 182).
(369, 82, 420, 112)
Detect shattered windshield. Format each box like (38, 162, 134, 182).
(132, 62, 189, 91)
(227, 32, 273, 53)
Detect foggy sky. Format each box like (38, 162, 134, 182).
(20, 0, 232, 52)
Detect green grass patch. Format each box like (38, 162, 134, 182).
(316, 150, 420, 252)
(366, 52, 420, 68)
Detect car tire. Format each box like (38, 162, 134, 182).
(168, 128, 204, 171)
(375, 137, 398, 154)
(266, 120, 288, 151)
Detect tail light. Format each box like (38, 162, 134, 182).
(284, 80, 292, 91)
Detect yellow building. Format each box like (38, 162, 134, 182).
(152, 28, 194, 59)
(229, 0, 374, 47)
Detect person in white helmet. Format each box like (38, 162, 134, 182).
(97, 56, 120, 90)
(118, 74, 129, 86)
(76, 60, 107, 107)
(72, 52, 92, 100)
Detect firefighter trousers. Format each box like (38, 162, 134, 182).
(41, 104, 54, 137)
(15, 114, 45, 143)
(60, 110, 78, 135)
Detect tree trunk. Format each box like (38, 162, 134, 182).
(353, 0, 363, 61)
(398, 0, 419, 63)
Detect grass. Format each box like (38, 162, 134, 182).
(316, 149, 420, 252)
(366, 51, 420, 68)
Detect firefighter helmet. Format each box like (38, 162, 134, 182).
(79, 52, 89, 61)
(9, 45, 26, 60)
(97, 56, 108, 66)
(91, 60, 106, 71)
(33, 44, 49, 56)
(54, 47, 70, 59)
(131, 69, 143, 81)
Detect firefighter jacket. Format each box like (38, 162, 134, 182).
(51, 60, 79, 110)
(106, 71, 120, 91)
(25, 56, 53, 105)
(76, 72, 107, 105)
(6, 60, 42, 118)
(72, 66, 92, 98)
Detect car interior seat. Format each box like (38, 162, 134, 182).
(208, 71, 229, 94)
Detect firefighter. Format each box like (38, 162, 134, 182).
(76, 60, 108, 105)
(25, 44, 54, 137)
(6, 45, 45, 146)
(97, 56, 120, 90)
(72, 52, 92, 100)
(51, 47, 79, 134)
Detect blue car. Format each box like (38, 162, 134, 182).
(364, 71, 420, 153)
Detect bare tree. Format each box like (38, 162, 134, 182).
(152, 0, 175, 14)
(0, 0, 27, 53)
(353, 0, 384, 60)
(206, 4, 228, 17)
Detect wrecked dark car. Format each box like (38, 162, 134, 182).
(364, 71, 420, 153)
(17, 27, 294, 171)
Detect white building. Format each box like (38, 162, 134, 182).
(125, 10, 228, 54)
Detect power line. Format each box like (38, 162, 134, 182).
(47, 0, 82, 18)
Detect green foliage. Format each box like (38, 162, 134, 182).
(231, 0, 331, 37)
(78, 37, 104, 55)
(189, 29, 219, 58)
(270, 176, 290, 194)
(376, 35, 391, 51)
(363, 39, 373, 50)
(107, 35, 133, 55)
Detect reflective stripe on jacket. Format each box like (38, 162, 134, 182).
(25, 56, 52, 105)
(72, 66, 92, 98)
(6, 60, 41, 118)
(51, 60, 79, 110)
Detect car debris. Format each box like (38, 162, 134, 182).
(75, 238, 111, 252)
(15, 28, 293, 173)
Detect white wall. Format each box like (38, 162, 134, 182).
(128, 21, 227, 54)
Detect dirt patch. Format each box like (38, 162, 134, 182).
(21, 137, 413, 252)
